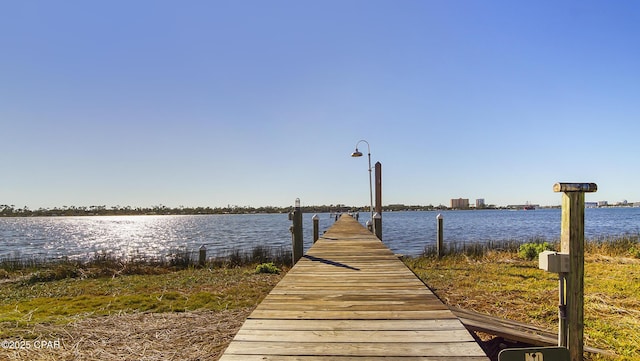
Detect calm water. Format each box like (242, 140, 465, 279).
(1, 208, 639, 259)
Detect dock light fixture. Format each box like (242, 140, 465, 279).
(351, 140, 374, 234)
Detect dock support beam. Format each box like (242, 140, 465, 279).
(554, 182, 597, 361)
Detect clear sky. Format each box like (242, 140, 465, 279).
(2, 1, 639, 209)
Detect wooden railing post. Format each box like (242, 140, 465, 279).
(553, 182, 597, 361)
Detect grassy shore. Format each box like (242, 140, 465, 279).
(0, 252, 287, 360)
(405, 239, 640, 361)
(1, 238, 638, 360)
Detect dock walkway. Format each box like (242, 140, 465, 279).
(219, 215, 489, 360)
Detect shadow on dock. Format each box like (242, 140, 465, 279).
(302, 254, 361, 271)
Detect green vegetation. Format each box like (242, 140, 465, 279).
(518, 241, 554, 260)
(588, 234, 640, 259)
(0, 204, 365, 217)
(0, 246, 291, 339)
(1, 236, 637, 360)
(0, 204, 291, 217)
(422, 235, 640, 261)
(404, 238, 640, 361)
(255, 262, 281, 274)
(1, 246, 292, 273)
(1, 203, 595, 217)
(3, 269, 277, 323)
(0, 265, 284, 339)
(422, 238, 547, 258)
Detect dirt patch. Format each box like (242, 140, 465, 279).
(1, 309, 252, 361)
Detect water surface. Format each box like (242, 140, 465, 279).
(1, 208, 638, 259)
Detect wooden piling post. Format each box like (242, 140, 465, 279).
(554, 182, 597, 361)
(436, 213, 444, 258)
(374, 212, 382, 240)
(312, 214, 319, 243)
(375, 161, 382, 240)
(199, 245, 206, 266)
(292, 198, 303, 264)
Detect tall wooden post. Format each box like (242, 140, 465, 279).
(436, 214, 444, 258)
(375, 162, 382, 240)
(199, 245, 206, 266)
(312, 214, 319, 243)
(553, 182, 597, 361)
(292, 198, 303, 265)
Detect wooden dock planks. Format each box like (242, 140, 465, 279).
(218, 215, 489, 360)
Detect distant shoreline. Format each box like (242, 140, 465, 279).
(3, 204, 640, 218)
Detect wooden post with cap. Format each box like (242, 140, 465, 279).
(312, 214, 319, 243)
(553, 182, 597, 361)
(292, 198, 303, 265)
(436, 213, 444, 258)
(375, 161, 382, 240)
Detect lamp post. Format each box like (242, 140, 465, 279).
(351, 140, 374, 233)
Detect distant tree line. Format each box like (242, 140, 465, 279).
(0, 203, 566, 217)
(0, 204, 282, 217)
(0, 204, 372, 217)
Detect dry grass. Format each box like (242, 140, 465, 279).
(1, 309, 252, 360)
(2, 244, 637, 360)
(404, 251, 640, 361)
(0, 264, 283, 361)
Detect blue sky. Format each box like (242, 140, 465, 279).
(1, 1, 639, 209)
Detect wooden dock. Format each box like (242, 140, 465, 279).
(219, 215, 490, 360)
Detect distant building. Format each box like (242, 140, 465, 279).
(585, 202, 598, 208)
(476, 199, 485, 209)
(451, 198, 469, 209)
(598, 201, 609, 207)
